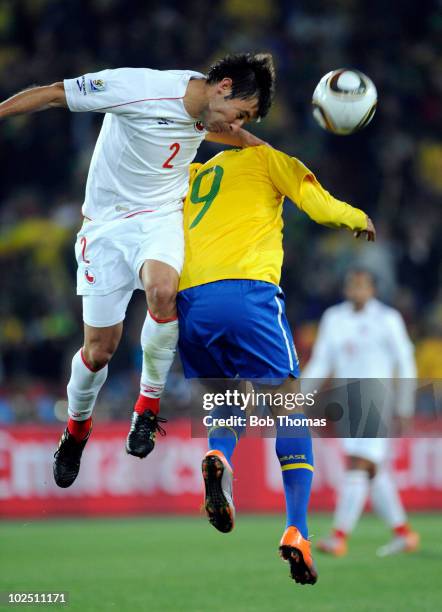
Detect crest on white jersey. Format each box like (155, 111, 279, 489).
(194, 121, 205, 132)
(84, 268, 96, 284)
(89, 79, 106, 93)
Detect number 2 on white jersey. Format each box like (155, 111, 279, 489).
(162, 142, 180, 169)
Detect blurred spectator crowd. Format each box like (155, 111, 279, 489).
(0, 0, 441, 423)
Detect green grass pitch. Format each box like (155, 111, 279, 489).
(1, 514, 440, 611)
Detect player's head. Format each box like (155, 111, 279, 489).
(344, 268, 377, 309)
(203, 53, 275, 132)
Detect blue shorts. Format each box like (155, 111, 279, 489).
(177, 280, 299, 380)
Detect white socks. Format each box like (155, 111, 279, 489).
(67, 349, 108, 421)
(334, 470, 370, 534)
(66, 310, 178, 424)
(370, 470, 407, 529)
(140, 311, 179, 399)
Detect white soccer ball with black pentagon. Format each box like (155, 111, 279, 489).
(312, 69, 377, 135)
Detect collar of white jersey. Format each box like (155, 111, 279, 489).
(346, 297, 380, 314)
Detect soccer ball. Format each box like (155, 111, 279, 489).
(312, 69, 377, 135)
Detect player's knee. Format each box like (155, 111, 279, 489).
(83, 342, 116, 370)
(368, 462, 378, 478)
(347, 455, 377, 478)
(146, 280, 177, 316)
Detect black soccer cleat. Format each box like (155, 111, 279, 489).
(125, 410, 167, 458)
(53, 427, 91, 488)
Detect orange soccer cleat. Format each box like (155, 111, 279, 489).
(279, 526, 318, 585)
(376, 530, 420, 557)
(316, 534, 348, 557)
(201, 450, 235, 533)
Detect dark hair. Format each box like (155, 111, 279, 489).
(206, 52, 275, 120)
(345, 266, 378, 288)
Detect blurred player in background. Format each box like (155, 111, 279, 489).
(0, 53, 275, 487)
(302, 269, 419, 557)
(177, 144, 375, 584)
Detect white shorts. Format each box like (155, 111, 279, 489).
(82, 289, 135, 328)
(76, 210, 183, 327)
(342, 438, 389, 464)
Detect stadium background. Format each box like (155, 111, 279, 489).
(0, 2, 441, 610)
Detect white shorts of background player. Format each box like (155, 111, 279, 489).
(342, 437, 389, 465)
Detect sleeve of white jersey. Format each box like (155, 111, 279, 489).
(388, 310, 417, 417)
(63, 68, 154, 114)
(301, 310, 334, 393)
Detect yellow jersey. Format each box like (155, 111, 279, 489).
(179, 145, 367, 291)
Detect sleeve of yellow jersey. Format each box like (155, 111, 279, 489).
(265, 147, 367, 231)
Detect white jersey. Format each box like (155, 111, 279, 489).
(302, 298, 417, 416)
(64, 68, 207, 222)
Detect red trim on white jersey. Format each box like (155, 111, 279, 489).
(82, 210, 155, 221)
(124, 209, 154, 218)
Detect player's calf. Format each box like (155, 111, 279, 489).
(127, 301, 178, 458)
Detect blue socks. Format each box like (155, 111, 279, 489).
(275, 414, 314, 539)
(207, 405, 245, 466)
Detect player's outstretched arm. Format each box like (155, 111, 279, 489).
(265, 149, 375, 240)
(0, 82, 67, 119)
(205, 126, 267, 148)
(298, 175, 376, 241)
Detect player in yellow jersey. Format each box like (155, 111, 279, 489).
(177, 145, 375, 586)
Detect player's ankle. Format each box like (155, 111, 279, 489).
(333, 528, 347, 540)
(67, 417, 92, 441)
(393, 523, 410, 537)
(134, 394, 160, 415)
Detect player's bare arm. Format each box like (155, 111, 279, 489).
(0, 82, 67, 119)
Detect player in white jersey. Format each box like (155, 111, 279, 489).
(302, 269, 420, 556)
(0, 53, 276, 487)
